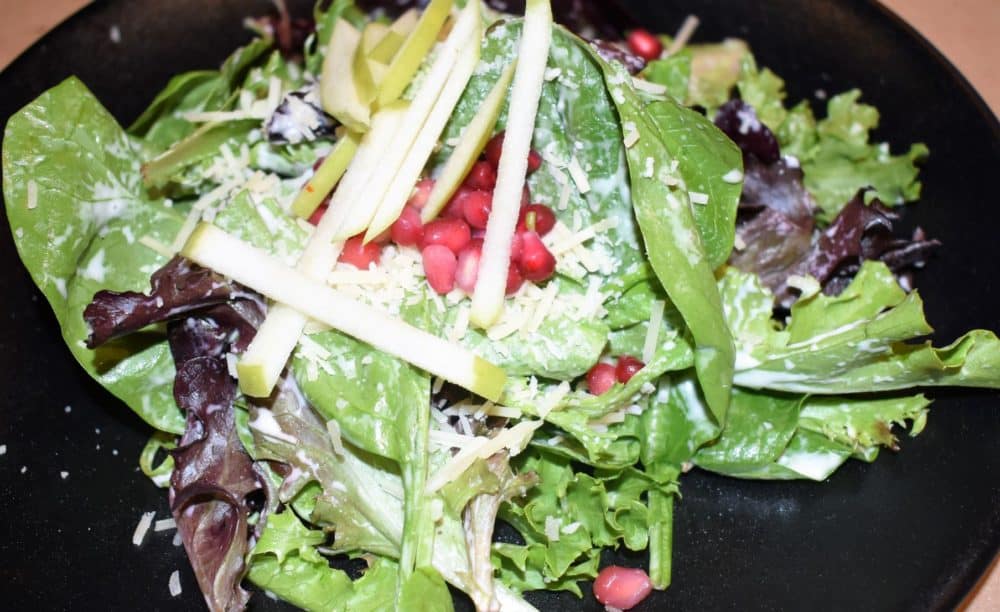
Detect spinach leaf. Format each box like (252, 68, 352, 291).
(643, 99, 743, 269)
(441, 23, 648, 293)
(589, 54, 735, 425)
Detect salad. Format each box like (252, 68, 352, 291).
(3, 0, 998, 610)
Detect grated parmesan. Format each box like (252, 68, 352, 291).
(722, 168, 743, 184)
(642, 300, 666, 364)
(665, 15, 700, 56)
(688, 191, 709, 205)
(425, 421, 542, 493)
(26, 179, 38, 209)
(168, 570, 182, 597)
(132, 511, 156, 546)
(566, 156, 591, 194)
(631, 77, 668, 97)
(138, 235, 175, 258)
(326, 419, 345, 457)
(544, 516, 562, 541)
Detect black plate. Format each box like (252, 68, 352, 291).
(1, 1, 997, 610)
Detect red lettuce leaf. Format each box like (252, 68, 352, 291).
(85, 258, 268, 612)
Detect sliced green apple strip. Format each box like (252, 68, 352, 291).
(333, 0, 480, 242)
(290, 131, 361, 219)
(183, 223, 507, 402)
(319, 102, 410, 244)
(320, 18, 371, 132)
(236, 305, 312, 397)
(469, 0, 553, 329)
(422, 62, 516, 222)
(354, 22, 391, 105)
(237, 105, 408, 397)
(364, 16, 482, 241)
(375, 0, 453, 107)
(368, 9, 419, 64)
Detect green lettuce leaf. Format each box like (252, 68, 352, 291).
(3, 77, 185, 433)
(724, 262, 1000, 394)
(247, 510, 401, 612)
(497, 449, 677, 597)
(737, 57, 927, 220)
(692, 388, 803, 474)
(130, 38, 274, 151)
(798, 394, 930, 452)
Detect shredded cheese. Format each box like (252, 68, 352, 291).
(132, 511, 156, 546)
(688, 191, 709, 205)
(168, 570, 182, 597)
(544, 516, 562, 541)
(623, 122, 640, 148)
(181, 110, 265, 123)
(326, 419, 345, 457)
(631, 77, 668, 97)
(154, 518, 177, 532)
(642, 300, 666, 364)
(549, 217, 617, 256)
(536, 381, 570, 419)
(139, 235, 175, 258)
(447, 304, 471, 343)
(526, 280, 558, 334)
(566, 156, 591, 194)
(556, 177, 572, 211)
(665, 15, 700, 56)
(26, 179, 38, 209)
(425, 421, 542, 493)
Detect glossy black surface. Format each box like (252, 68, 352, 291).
(0, 1, 997, 610)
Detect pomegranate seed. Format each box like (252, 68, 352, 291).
(593, 566, 653, 610)
(484, 131, 543, 174)
(463, 161, 497, 191)
(390, 205, 424, 247)
(421, 245, 458, 294)
(461, 190, 493, 229)
(517, 203, 556, 236)
(509, 232, 524, 263)
(484, 132, 505, 168)
(307, 203, 328, 226)
(408, 178, 436, 210)
(586, 363, 617, 396)
(615, 355, 645, 383)
(454, 240, 483, 293)
(527, 149, 542, 174)
(505, 262, 524, 295)
(441, 187, 471, 219)
(338, 234, 382, 269)
(626, 28, 663, 62)
(422, 217, 472, 254)
(517, 231, 556, 282)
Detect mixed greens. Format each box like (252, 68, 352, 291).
(3, 1, 999, 610)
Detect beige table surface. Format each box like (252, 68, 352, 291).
(0, 0, 996, 609)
